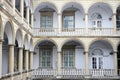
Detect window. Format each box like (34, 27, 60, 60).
(92, 57, 103, 69)
(91, 49, 103, 69)
(117, 15, 120, 28)
(62, 49, 75, 68)
(40, 49, 52, 68)
(91, 13, 102, 28)
(40, 12, 53, 28)
(117, 8, 120, 28)
(63, 12, 75, 30)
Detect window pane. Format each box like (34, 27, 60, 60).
(62, 49, 74, 68)
(41, 49, 51, 68)
(41, 15, 52, 28)
(64, 16, 74, 28)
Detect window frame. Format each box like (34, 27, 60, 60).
(39, 47, 53, 69)
(62, 11, 75, 31)
(62, 47, 75, 68)
(40, 12, 53, 29)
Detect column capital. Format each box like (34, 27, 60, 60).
(85, 13, 88, 15)
(113, 13, 116, 15)
(57, 51, 61, 53)
(31, 12, 34, 15)
(8, 44, 15, 46)
(25, 49, 29, 51)
(113, 51, 118, 54)
(84, 51, 89, 54)
(57, 13, 62, 15)
(26, 6, 30, 8)
(30, 51, 34, 53)
(18, 47, 23, 49)
(0, 39, 3, 42)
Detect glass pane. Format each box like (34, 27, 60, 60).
(63, 49, 74, 68)
(41, 49, 51, 68)
(41, 15, 52, 28)
(64, 16, 74, 28)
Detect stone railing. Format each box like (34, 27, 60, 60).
(89, 69, 116, 79)
(32, 69, 120, 79)
(61, 69, 85, 79)
(32, 69, 57, 79)
(32, 28, 120, 37)
(32, 28, 58, 36)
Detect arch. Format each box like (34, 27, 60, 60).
(23, 34, 29, 50)
(115, 2, 120, 13)
(3, 20, 15, 44)
(88, 2, 113, 21)
(15, 29, 23, 47)
(33, 39, 58, 50)
(89, 39, 113, 50)
(61, 2, 85, 14)
(34, 2, 58, 13)
(60, 38, 85, 50)
(88, 2, 113, 13)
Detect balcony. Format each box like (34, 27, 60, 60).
(1, 0, 31, 29)
(32, 69, 120, 79)
(32, 28, 120, 37)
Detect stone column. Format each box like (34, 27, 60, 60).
(30, 51, 33, 69)
(84, 51, 89, 75)
(26, 6, 30, 24)
(57, 51, 61, 77)
(20, 0, 24, 20)
(25, 50, 29, 71)
(18, 47, 23, 79)
(0, 40, 3, 78)
(18, 47, 23, 72)
(114, 51, 118, 75)
(113, 13, 117, 33)
(9, 45, 14, 75)
(58, 13, 62, 34)
(85, 13, 88, 34)
(31, 13, 34, 27)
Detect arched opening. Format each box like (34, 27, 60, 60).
(2, 33, 9, 75)
(34, 40, 57, 69)
(34, 2, 58, 30)
(23, 34, 28, 71)
(24, 1, 27, 19)
(117, 44, 120, 73)
(116, 6, 120, 28)
(14, 40, 19, 72)
(89, 40, 114, 76)
(88, 2, 113, 28)
(61, 40, 84, 69)
(15, 0, 20, 12)
(29, 9, 31, 25)
(62, 2, 85, 31)
(2, 21, 13, 75)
